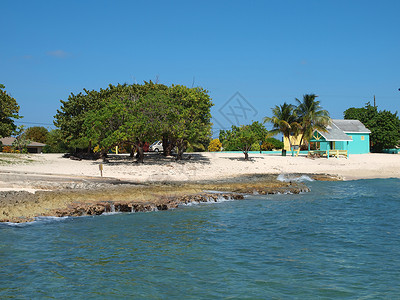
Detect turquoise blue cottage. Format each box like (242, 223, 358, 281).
(309, 119, 371, 158)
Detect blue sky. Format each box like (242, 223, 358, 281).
(1, 0, 399, 136)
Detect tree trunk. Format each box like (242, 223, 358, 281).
(162, 136, 168, 156)
(244, 151, 249, 160)
(286, 134, 294, 155)
(87, 140, 92, 154)
(137, 147, 144, 163)
(298, 134, 304, 151)
(100, 149, 108, 162)
(164, 137, 175, 157)
(136, 141, 144, 163)
(176, 138, 185, 160)
(162, 136, 173, 156)
(130, 145, 135, 158)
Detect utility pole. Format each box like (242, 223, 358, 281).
(374, 95, 376, 107)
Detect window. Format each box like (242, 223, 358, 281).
(361, 136, 365, 141)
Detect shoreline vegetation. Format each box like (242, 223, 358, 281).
(1, 152, 400, 223)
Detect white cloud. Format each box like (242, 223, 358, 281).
(47, 50, 69, 58)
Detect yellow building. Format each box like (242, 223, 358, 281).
(283, 134, 303, 151)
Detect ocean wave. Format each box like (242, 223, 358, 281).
(2, 216, 69, 227)
(181, 195, 235, 206)
(277, 174, 314, 182)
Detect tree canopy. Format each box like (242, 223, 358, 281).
(219, 121, 268, 160)
(54, 82, 213, 161)
(295, 94, 330, 146)
(263, 102, 300, 151)
(0, 84, 21, 138)
(344, 103, 400, 152)
(24, 126, 49, 144)
(263, 94, 330, 152)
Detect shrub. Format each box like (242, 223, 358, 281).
(261, 142, 274, 151)
(93, 145, 101, 153)
(208, 139, 222, 152)
(251, 142, 262, 151)
(263, 138, 283, 150)
(187, 142, 206, 152)
(2, 146, 13, 153)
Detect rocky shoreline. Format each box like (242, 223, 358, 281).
(0, 173, 340, 223)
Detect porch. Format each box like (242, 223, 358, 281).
(308, 129, 352, 159)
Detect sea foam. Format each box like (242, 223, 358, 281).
(1, 216, 69, 227)
(277, 174, 314, 182)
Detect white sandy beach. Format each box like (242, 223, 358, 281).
(0, 152, 399, 192)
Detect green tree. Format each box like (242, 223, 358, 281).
(344, 103, 400, 152)
(24, 126, 49, 143)
(82, 89, 170, 162)
(343, 103, 377, 124)
(219, 121, 268, 159)
(0, 84, 21, 138)
(167, 85, 213, 160)
(122, 91, 170, 163)
(263, 102, 300, 153)
(83, 95, 130, 159)
(295, 94, 330, 147)
(54, 83, 140, 153)
(43, 129, 69, 153)
(231, 125, 260, 160)
(262, 137, 284, 150)
(56, 82, 213, 162)
(12, 126, 29, 153)
(219, 126, 242, 151)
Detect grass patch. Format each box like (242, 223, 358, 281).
(0, 153, 36, 165)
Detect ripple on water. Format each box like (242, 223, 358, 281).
(0, 178, 399, 299)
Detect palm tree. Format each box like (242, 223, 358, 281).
(263, 102, 301, 153)
(295, 94, 331, 147)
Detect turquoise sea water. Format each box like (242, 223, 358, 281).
(1, 178, 400, 299)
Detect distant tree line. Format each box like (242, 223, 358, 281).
(3, 81, 399, 157)
(344, 103, 400, 152)
(216, 94, 329, 160)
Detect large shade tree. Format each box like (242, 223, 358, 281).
(0, 84, 21, 138)
(167, 85, 213, 160)
(57, 81, 213, 161)
(54, 83, 144, 152)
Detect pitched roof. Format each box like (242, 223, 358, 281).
(317, 123, 353, 142)
(0, 137, 15, 146)
(0, 137, 46, 147)
(332, 119, 371, 133)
